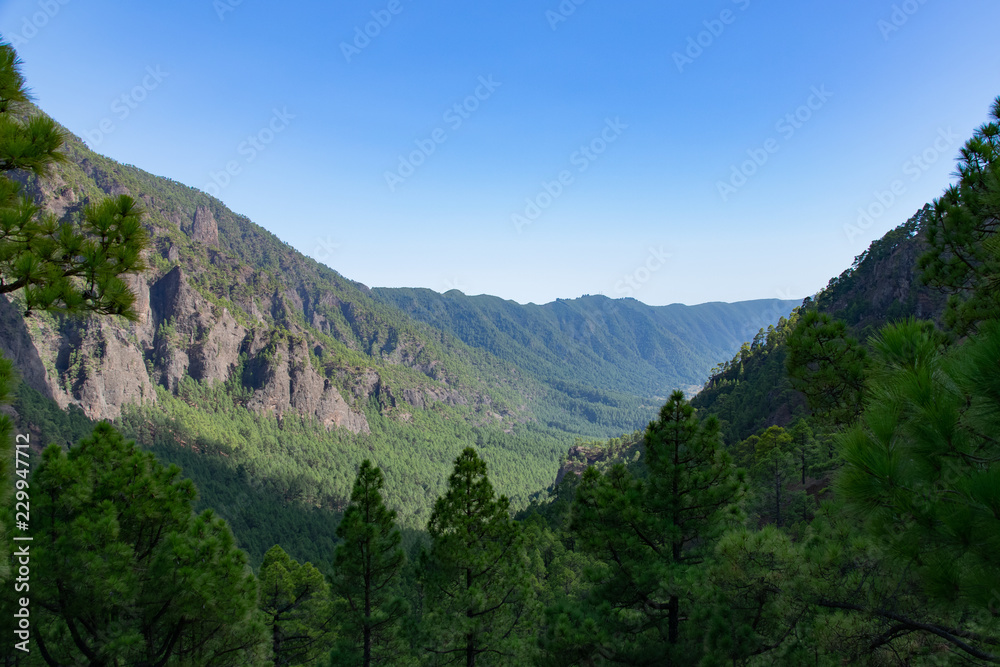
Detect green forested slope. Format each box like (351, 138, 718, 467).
(692, 207, 947, 445)
(374, 288, 797, 399)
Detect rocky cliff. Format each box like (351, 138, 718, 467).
(0, 118, 521, 435)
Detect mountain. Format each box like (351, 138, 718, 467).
(1, 108, 793, 565)
(691, 206, 948, 445)
(520, 206, 951, 518)
(373, 288, 799, 400)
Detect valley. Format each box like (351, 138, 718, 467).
(2, 109, 796, 565)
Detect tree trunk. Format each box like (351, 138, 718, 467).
(668, 594, 679, 645)
(364, 499, 373, 667)
(467, 566, 475, 667)
(775, 477, 782, 528)
(669, 415, 681, 645)
(273, 613, 282, 666)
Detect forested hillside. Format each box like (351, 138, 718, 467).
(4, 36, 1000, 666)
(375, 288, 797, 400)
(692, 206, 948, 445)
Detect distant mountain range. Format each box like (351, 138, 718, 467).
(374, 288, 798, 400)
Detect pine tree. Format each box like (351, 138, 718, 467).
(835, 318, 1000, 660)
(421, 448, 534, 666)
(259, 544, 334, 666)
(788, 417, 818, 485)
(559, 391, 745, 664)
(698, 526, 813, 664)
(839, 319, 1000, 606)
(327, 460, 408, 667)
(30, 423, 269, 665)
(919, 95, 1000, 334)
(0, 43, 147, 319)
(644, 391, 746, 647)
(785, 311, 867, 428)
(750, 427, 795, 528)
(732, 433, 760, 469)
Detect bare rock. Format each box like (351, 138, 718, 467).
(352, 369, 380, 399)
(188, 308, 246, 384)
(149, 266, 244, 388)
(191, 206, 219, 246)
(0, 295, 52, 397)
(69, 320, 155, 421)
(247, 337, 369, 434)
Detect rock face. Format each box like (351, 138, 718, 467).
(149, 266, 246, 389)
(3, 263, 371, 433)
(554, 445, 609, 486)
(0, 295, 53, 399)
(818, 214, 946, 332)
(66, 319, 156, 420)
(191, 206, 219, 246)
(246, 337, 370, 434)
(0, 295, 156, 422)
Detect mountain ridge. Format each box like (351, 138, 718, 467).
(374, 287, 798, 400)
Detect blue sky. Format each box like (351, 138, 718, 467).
(2, 0, 999, 306)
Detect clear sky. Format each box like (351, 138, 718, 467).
(2, 0, 998, 306)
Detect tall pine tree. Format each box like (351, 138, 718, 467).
(749, 426, 795, 528)
(559, 391, 745, 664)
(328, 461, 409, 667)
(259, 544, 335, 666)
(421, 448, 534, 666)
(30, 424, 269, 665)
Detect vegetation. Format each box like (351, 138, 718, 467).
(260, 545, 335, 666)
(419, 449, 535, 666)
(28, 424, 269, 665)
(919, 98, 1000, 333)
(4, 35, 1000, 667)
(328, 461, 408, 666)
(375, 288, 798, 403)
(546, 391, 745, 663)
